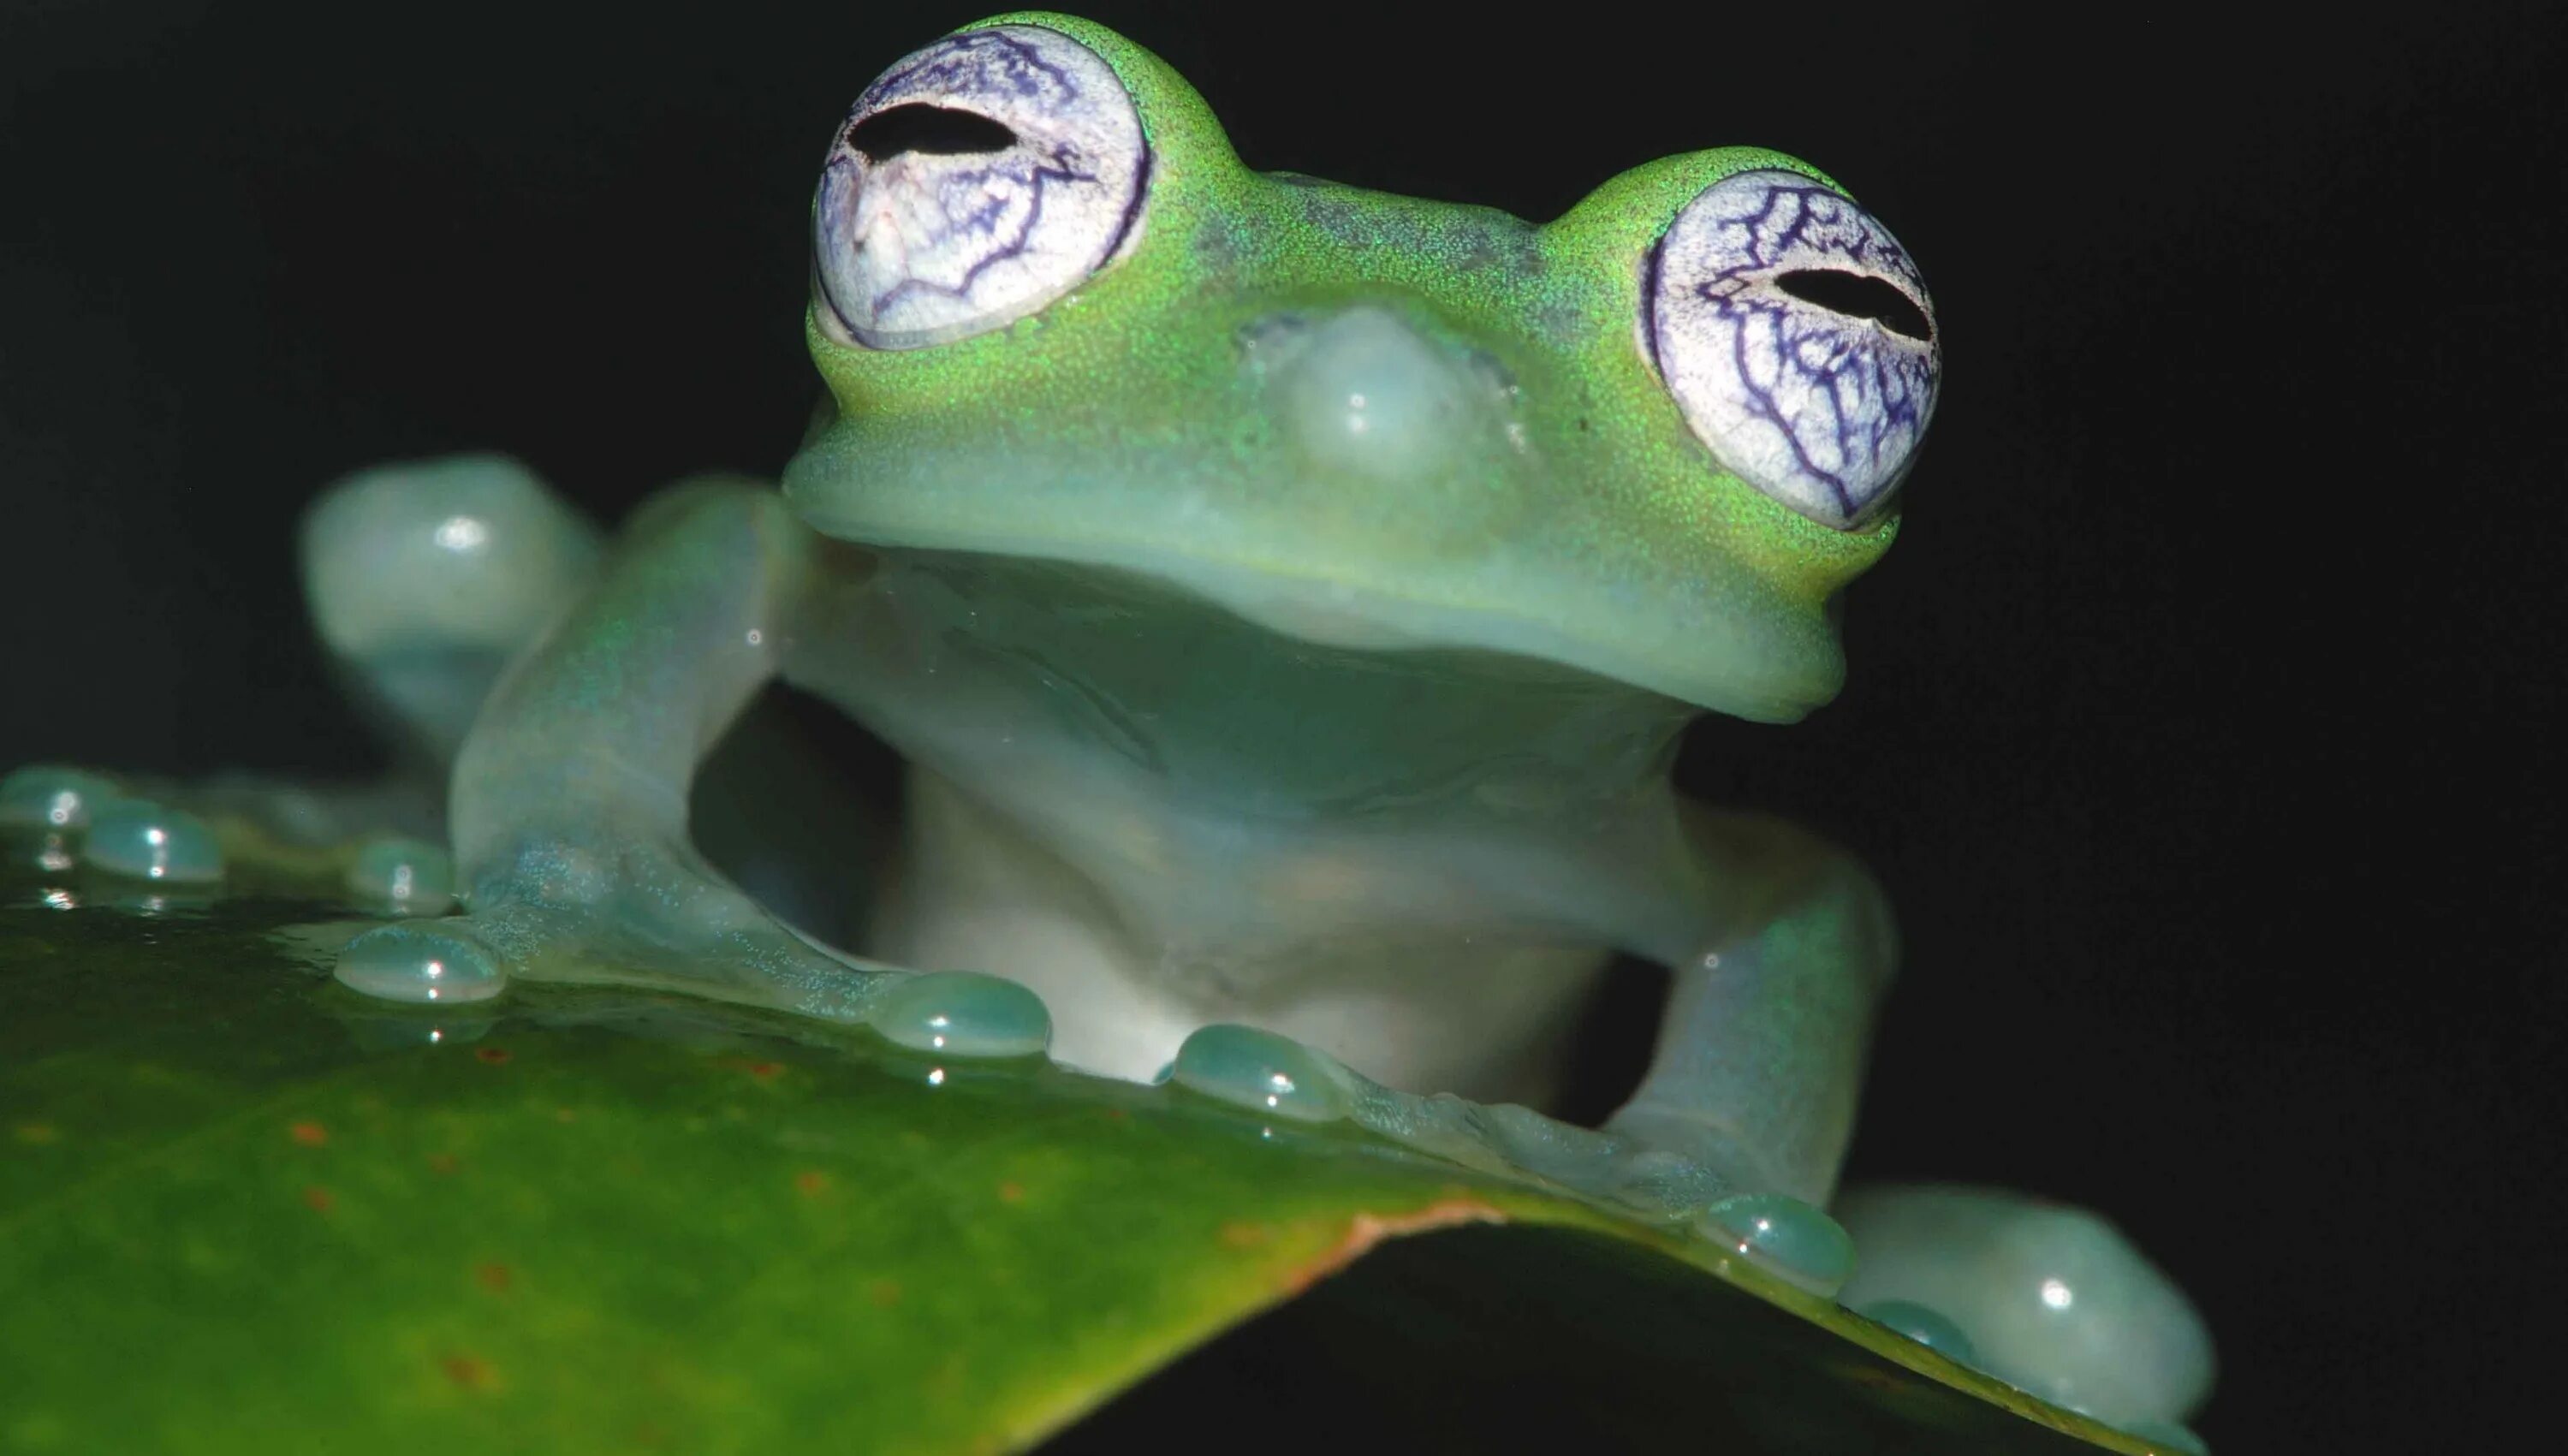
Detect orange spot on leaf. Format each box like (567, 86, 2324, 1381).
(14, 1121, 60, 1144)
(427, 1153, 459, 1174)
(289, 1120, 328, 1146)
(1280, 1198, 1507, 1295)
(746, 1061, 781, 1079)
(473, 1046, 511, 1064)
(439, 1352, 496, 1391)
(795, 1170, 829, 1197)
(301, 1186, 335, 1214)
(997, 1180, 1025, 1203)
(1220, 1221, 1270, 1249)
(474, 1263, 514, 1293)
(868, 1279, 902, 1308)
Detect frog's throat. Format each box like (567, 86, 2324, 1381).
(794, 547, 1697, 824)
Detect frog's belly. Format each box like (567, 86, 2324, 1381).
(871, 768, 1612, 1106)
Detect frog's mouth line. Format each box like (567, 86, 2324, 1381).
(789, 483, 1845, 728)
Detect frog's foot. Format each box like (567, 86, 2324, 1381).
(1159, 1022, 1858, 1297)
(1834, 1184, 2215, 1441)
(330, 822, 1051, 1055)
(2, 764, 228, 887)
(5, 762, 461, 913)
(301, 454, 604, 764)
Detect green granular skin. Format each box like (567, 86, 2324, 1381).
(793, 12, 1906, 720)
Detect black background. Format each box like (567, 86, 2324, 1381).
(4, 3, 2559, 1451)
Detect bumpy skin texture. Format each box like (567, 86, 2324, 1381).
(282, 13, 2217, 1429)
(309, 10, 1920, 1205)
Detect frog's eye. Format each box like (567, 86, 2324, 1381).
(812, 25, 1150, 351)
(1645, 169, 1939, 529)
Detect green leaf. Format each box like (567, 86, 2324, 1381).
(0, 888, 2162, 1454)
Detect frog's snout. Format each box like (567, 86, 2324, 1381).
(1240, 306, 1518, 483)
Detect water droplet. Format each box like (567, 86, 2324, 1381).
(1858, 1299, 1978, 1363)
(868, 971, 1050, 1058)
(346, 835, 456, 915)
(1697, 1192, 1857, 1297)
(82, 799, 224, 884)
(1169, 1024, 1352, 1124)
(335, 924, 507, 1005)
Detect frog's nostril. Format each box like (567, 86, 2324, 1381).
(1257, 306, 1486, 482)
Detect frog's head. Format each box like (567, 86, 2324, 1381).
(783, 13, 1938, 723)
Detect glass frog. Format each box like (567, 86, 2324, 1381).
(3, 12, 2213, 1441)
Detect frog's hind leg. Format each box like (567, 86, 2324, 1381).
(300, 454, 605, 767)
(1833, 1184, 2216, 1439)
(4, 457, 609, 885)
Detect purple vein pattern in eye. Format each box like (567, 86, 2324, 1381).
(1649, 170, 1939, 527)
(812, 26, 1150, 351)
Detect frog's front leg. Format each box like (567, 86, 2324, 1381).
(413, 481, 873, 1013)
(338, 483, 1036, 1047)
(1311, 802, 1892, 1227)
(1605, 805, 1897, 1209)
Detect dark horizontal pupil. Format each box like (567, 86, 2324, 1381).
(845, 104, 1017, 161)
(1775, 270, 1933, 342)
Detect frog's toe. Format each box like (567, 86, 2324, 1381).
(1168, 1024, 1360, 1122)
(1696, 1191, 1859, 1295)
(371, 823, 1072, 1053)
(80, 797, 227, 884)
(0, 764, 122, 833)
(3, 768, 229, 887)
(1834, 1183, 2215, 1432)
(869, 970, 1052, 1058)
(315, 816, 900, 1023)
(3, 764, 121, 875)
(1140, 1022, 1872, 1297)
(335, 921, 508, 1004)
(335, 896, 1060, 1065)
(1364, 1089, 1790, 1225)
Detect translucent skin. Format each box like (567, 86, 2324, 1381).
(272, 11, 2209, 1431)
(794, 18, 1893, 724)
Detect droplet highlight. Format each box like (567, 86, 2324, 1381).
(1697, 1192, 1857, 1297)
(868, 971, 1050, 1058)
(81, 799, 224, 884)
(1859, 1299, 1978, 1364)
(1169, 1024, 1352, 1124)
(334, 924, 507, 1005)
(346, 835, 456, 915)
